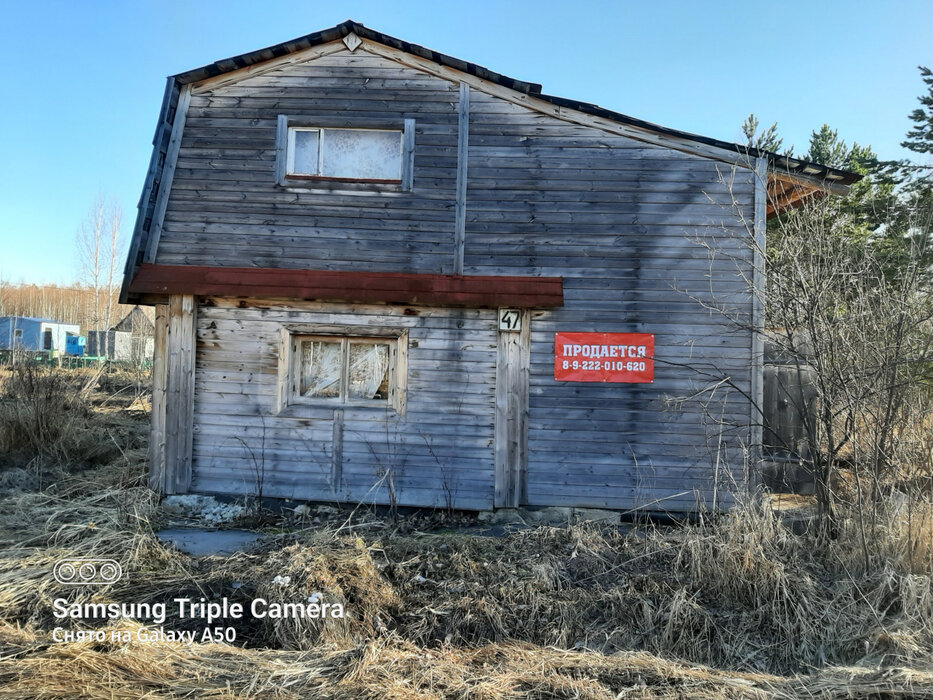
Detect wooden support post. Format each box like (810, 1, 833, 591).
(494, 309, 530, 507)
(163, 294, 197, 494)
(149, 304, 168, 491)
(750, 157, 768, 497)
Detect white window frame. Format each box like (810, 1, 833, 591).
(275, 115, 415, 191)
(276, 325, 408, 416)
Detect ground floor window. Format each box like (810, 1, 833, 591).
(278, 328, 408, 415)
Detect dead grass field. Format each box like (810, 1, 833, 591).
(2, 365, 933, 698)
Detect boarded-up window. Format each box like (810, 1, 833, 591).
(286, 127, 402, 181)
(348, 342, 390, 400)
(299, 340, 341, 398)
(288, 334, 403, 411)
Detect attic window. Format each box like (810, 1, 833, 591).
(276, 116, 414, 190)
(288, 128, 402, 181)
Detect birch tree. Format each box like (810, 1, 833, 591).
(77, 196, 124, 359)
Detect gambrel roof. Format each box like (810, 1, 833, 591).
(171, 20, 860, 185)
(122, 19, 861, 302)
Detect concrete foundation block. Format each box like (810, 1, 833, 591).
(572, 508, 620, 524)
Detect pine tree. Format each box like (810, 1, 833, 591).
(902, 66, 933, 155)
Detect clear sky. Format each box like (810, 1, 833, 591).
(0, 0, 930, 285)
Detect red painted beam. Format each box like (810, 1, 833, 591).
(129, 264, 564, 308)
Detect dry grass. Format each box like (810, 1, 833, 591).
(2, 485, 933, 697)
(3, 620, 933, 699)
(3, 367, 933, 697)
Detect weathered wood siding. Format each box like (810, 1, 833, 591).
(157, 50, 460, 274)
(464, 92, 756, 511)
(150, 45, 758, 512)
(191, 298, 497, 510)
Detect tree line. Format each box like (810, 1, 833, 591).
(1, 195, 151, 335)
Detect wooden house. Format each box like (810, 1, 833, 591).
(87, 307, 155, 362)
(121, 21, 859, 513)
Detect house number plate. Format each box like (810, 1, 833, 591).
(498, 308, 522, 332)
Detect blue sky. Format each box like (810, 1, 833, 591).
(0, 0, 930, 285)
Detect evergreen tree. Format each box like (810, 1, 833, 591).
(742, 113, 785, 153)
(902, 66, 933, 156)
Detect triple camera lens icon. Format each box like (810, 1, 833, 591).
(53, 558, 123, 585)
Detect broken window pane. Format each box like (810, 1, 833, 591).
(321, 129, 401, 180)
(291, 129, 320, 174)
(299, 340, 341, 398)
(347, 342, 390, 401)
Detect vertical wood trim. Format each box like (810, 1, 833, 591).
(402, 118, 415, 191)
(275, 327, 290, 413)
(149, 304, 168, 491)
(143, 84, 191, 263)
(332, 408, 344, 492)
(454, 82, 470, 275)
(750, 157, 768, 497)
(394, 330, 409, 417)
(517, 309, 531, 505)
(164, 294, 197, 493)
(338, 339, 350, 400)
(275, 114, 288, 185)
(494, 328, 511, 507)
(494, 310, 530, 508)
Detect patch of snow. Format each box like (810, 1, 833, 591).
(162, 495, 247, 526)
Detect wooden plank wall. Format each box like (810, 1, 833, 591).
(157, 50, 460, 274)
(465, 91, 756, 512)
(191, 297, 497, 510)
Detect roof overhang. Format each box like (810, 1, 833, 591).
(129, 264, 564, 309)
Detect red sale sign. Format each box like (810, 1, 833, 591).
(554, 332, 654, 383)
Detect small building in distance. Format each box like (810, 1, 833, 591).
(0, 316, 82, 355)
(86, 306, 155, 362)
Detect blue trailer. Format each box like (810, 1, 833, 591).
(0, 317, 83, 356)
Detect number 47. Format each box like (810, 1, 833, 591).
(498, 308, 522, 332)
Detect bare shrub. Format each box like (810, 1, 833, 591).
(0, 363, 116, 477)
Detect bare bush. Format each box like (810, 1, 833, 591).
(754, 190, 933, 562)
(0, 363, 122, 483)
